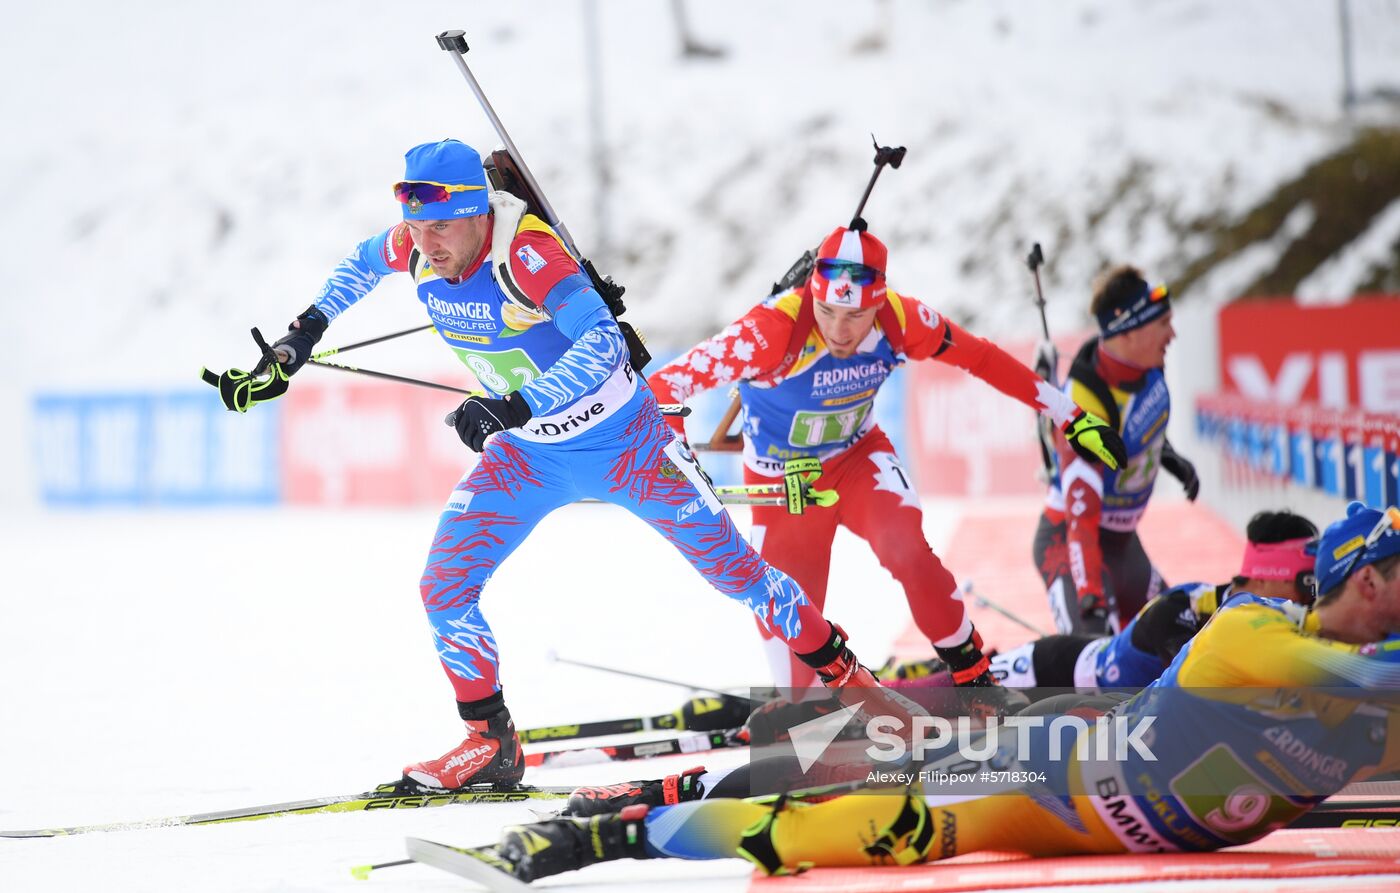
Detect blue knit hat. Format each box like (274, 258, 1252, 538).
(394, 139, 489, 221)
(1096, 281, 1172, 337)
(1310, 502, 1400, 596)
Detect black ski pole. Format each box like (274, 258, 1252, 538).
(435, 29, 651, 372)
(1025, 242, 1061, 480)
(307, 357, 689, 417)
(307, 358, 479, 396)
(964, 581, 1049, 638)
(350, 859, 412, 880)
(309, 324, 435, 361)
(1027, 242, 1053, 347)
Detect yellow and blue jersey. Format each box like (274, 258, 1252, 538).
(1076, 593, 1400, 851)
(311, 215, 641, 445)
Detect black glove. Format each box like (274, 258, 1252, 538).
(1078, 592, 1110, 634)
(259, 305, 329, 376)
(446, 392, 533, 452)
(1160, 439, 1199, 501)
(201, 327, 290, 413)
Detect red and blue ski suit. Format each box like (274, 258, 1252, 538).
(309, 212, 837, 704)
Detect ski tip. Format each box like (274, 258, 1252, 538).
(406, 837, 534, 891)
(349, 864, 373, 881)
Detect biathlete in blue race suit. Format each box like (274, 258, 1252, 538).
(994, 510, 1319, 690)
(241, 140, 893, 792)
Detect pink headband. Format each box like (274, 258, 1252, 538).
(1239, 537, 1314, 581)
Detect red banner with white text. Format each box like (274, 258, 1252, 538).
(281, 378, 476, 506)
(1218, 296, 1400, 413)
(905, 333, 1086, 497)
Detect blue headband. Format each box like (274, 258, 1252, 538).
(1097, 282, 1171, 337)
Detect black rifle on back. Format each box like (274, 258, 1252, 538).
(699, 137, 906, 451)
(436, 30, 651, 372)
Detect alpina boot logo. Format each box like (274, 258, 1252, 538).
(444, 743, 495, 772)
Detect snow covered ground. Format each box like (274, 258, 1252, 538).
(1, 1, 1395, 889)
(0, 502, 919, 893)
(0, 502, 1391, 893)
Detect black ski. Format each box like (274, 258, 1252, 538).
(519, 694, 753, 744)
(521, 715, 654, 743)
(0, 781, 573, 839)
(1284, 797, 1400, 829)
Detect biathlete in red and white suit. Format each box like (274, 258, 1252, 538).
(649, 224, 1126, 691)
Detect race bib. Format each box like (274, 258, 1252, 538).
(787, 403, 873, 448)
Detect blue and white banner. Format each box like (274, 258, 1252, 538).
(32, 392, 280, 507)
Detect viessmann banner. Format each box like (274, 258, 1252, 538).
(1218, 296, 1400, 415)
(904, 334, 1085, 498)
(1195, 296, 1400, 510)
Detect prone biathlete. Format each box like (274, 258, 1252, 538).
(995, 509, 1318, 690)
(474, 502, 1400, 881)
(569, 510, 1319, 814)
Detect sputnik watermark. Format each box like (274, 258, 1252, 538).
(868, 769, 1051, 785)
(864, 714, 1158, 763)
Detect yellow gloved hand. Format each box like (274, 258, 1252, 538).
(1062, 409, 1128, 470)
(200, 327, 292, 413)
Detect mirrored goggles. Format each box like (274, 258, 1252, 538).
(392, 180, 486, 206)
(816, 258, 882, 286)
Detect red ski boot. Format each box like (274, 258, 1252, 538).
(402, 699, 524, 791)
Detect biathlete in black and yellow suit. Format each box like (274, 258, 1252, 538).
(1032, 265, 1201, 636)
(474, 502, 1400, 882)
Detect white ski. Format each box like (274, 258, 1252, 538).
(405, 837, 533, 891)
